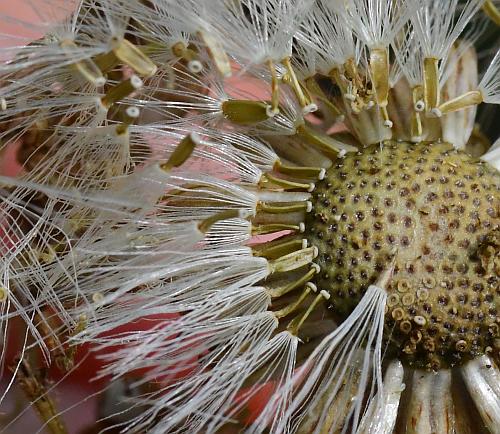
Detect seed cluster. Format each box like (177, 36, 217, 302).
(307, 141, 499, 369)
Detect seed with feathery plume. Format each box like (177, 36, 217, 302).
(0, 0, 498, 433)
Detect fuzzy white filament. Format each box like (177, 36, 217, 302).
(411, 0, 485, 60)
(297, 1, 359, 74)
(478, 48, 500, 103)
(0, 0, 499, 433)
(255, 284, 387, 433)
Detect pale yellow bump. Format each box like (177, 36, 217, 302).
(39, 247, 56, 263)
(397, 279, 410, 293)
(416, 288, 429, 301)
(423, 276, 436, 289)
(0, 286, 8, 302)
(414, 315, 427, 326)
(391, 307, 405, 321)
(455, 340, 468, 352)
(387, 293, 400, 307)
(400, 320, 412, 334)
(92, 292, 104, 304)
(402, 293, 415, 306)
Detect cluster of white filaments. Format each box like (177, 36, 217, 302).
(0, 0, 498, 433)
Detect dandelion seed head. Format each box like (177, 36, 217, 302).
(0, 0, 499, 432)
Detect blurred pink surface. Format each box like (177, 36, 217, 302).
(0, 1, 75, 52)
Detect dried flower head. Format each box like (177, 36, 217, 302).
(0, 0, 498, 433)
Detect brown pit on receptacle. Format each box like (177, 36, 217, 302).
(307, 141, 499, 370)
